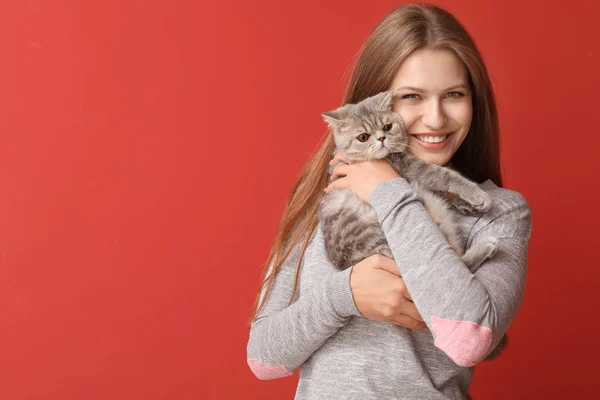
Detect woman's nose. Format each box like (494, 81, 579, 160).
(421, 101, 446, 130)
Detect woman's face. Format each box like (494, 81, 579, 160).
(390, 48, 473, 165)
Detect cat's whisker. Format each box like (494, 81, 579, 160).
(365, 145, 378, 162)
(366, 151, 375, 162)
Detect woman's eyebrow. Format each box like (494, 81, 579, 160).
(393, 84, 469, 93)
(394, 86, 425, 93)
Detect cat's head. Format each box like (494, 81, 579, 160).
(321, 90, 408, 161)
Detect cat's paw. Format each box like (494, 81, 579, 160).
(469, 192, 492, 213)
(453, 200, 480, 215)
(481, 236, 499, 259)
(477, 193, 493, 212)
(454, 192, 492, 214)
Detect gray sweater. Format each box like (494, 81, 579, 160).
(247, 177, 532, 399)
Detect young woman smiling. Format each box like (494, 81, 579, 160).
(247, 4, 532, 399)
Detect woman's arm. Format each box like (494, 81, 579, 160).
(246, 235, 361, 380)
(368, 178, 532, 367)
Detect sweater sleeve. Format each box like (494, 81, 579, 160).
(368, 178, 532, 367)
(246, 232, 361, 380)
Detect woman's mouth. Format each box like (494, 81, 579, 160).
(411, 133, 452, 149)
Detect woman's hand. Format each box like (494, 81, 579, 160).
(324, 151, 401, 203)
(350, 254, 428, 331)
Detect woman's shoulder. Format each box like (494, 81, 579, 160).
(478, 179, 531, 214)
(475, 179, 532, 239)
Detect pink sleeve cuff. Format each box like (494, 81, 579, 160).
(247, 359, 294, 380)
(431, 315, 493, 367)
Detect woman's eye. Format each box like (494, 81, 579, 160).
(446, 91, 465, 98)
(357, 133, 370, 142)
(402, 94, 421, 100)
(383, 124, 393, 132)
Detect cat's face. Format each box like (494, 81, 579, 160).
(321, 90, 408, 162)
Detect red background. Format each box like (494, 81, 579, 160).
(0, 0, 598, 399)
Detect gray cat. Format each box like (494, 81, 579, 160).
(319, 89, 506, 360)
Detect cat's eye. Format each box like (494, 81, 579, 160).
(357, 133, 370, 142)
(383, 124, 393, 132)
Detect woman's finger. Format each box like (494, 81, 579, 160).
(391, 314, 428, 331)
(397, 281, 414, 303)
(329, 151, 341, 165)
(373, 256, 413, 301)
(373, 255, 402, 277)
(330, 163, 350, 181)
(324, 177, 346, 192)
(369, 256, 422, 322)
(329, 156, 345, 166)
(329, 152, 352, 166)
(398, 300, 424, 322)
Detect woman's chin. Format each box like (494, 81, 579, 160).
(409, 150, 450, 165)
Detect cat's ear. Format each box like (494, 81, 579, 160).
(378, 89, 395, 111)
(321, 108, 346, 128)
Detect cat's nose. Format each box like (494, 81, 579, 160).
(378, 137, 386, 142)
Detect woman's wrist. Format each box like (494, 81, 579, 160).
(326, 267, 362, 319)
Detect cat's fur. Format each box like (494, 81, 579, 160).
(318, 89, 506, 361)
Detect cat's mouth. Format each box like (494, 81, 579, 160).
(377, 147, 391, 157)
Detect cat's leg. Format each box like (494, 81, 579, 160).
(372, 243, 394, 261)
(389, 152, 492, 213)
(319, 189, 359, 270)
(460, 236, 499, 272)
(346, 212, 395, 269)
(320, 188, 389, 270)
(422, 166, 491, 214)
(413, 183, 465, 256)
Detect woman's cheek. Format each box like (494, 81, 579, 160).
(393, 105, 419, 128)
(448, 101, 473, 128)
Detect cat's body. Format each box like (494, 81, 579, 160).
(318, 89, 506, 361)
(320, 152, 498, 273)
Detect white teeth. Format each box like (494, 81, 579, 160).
(416, 135, 449, 143)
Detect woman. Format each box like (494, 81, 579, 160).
(246, 3, 532, 399)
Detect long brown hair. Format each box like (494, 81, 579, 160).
(248, 3, 502, 323)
